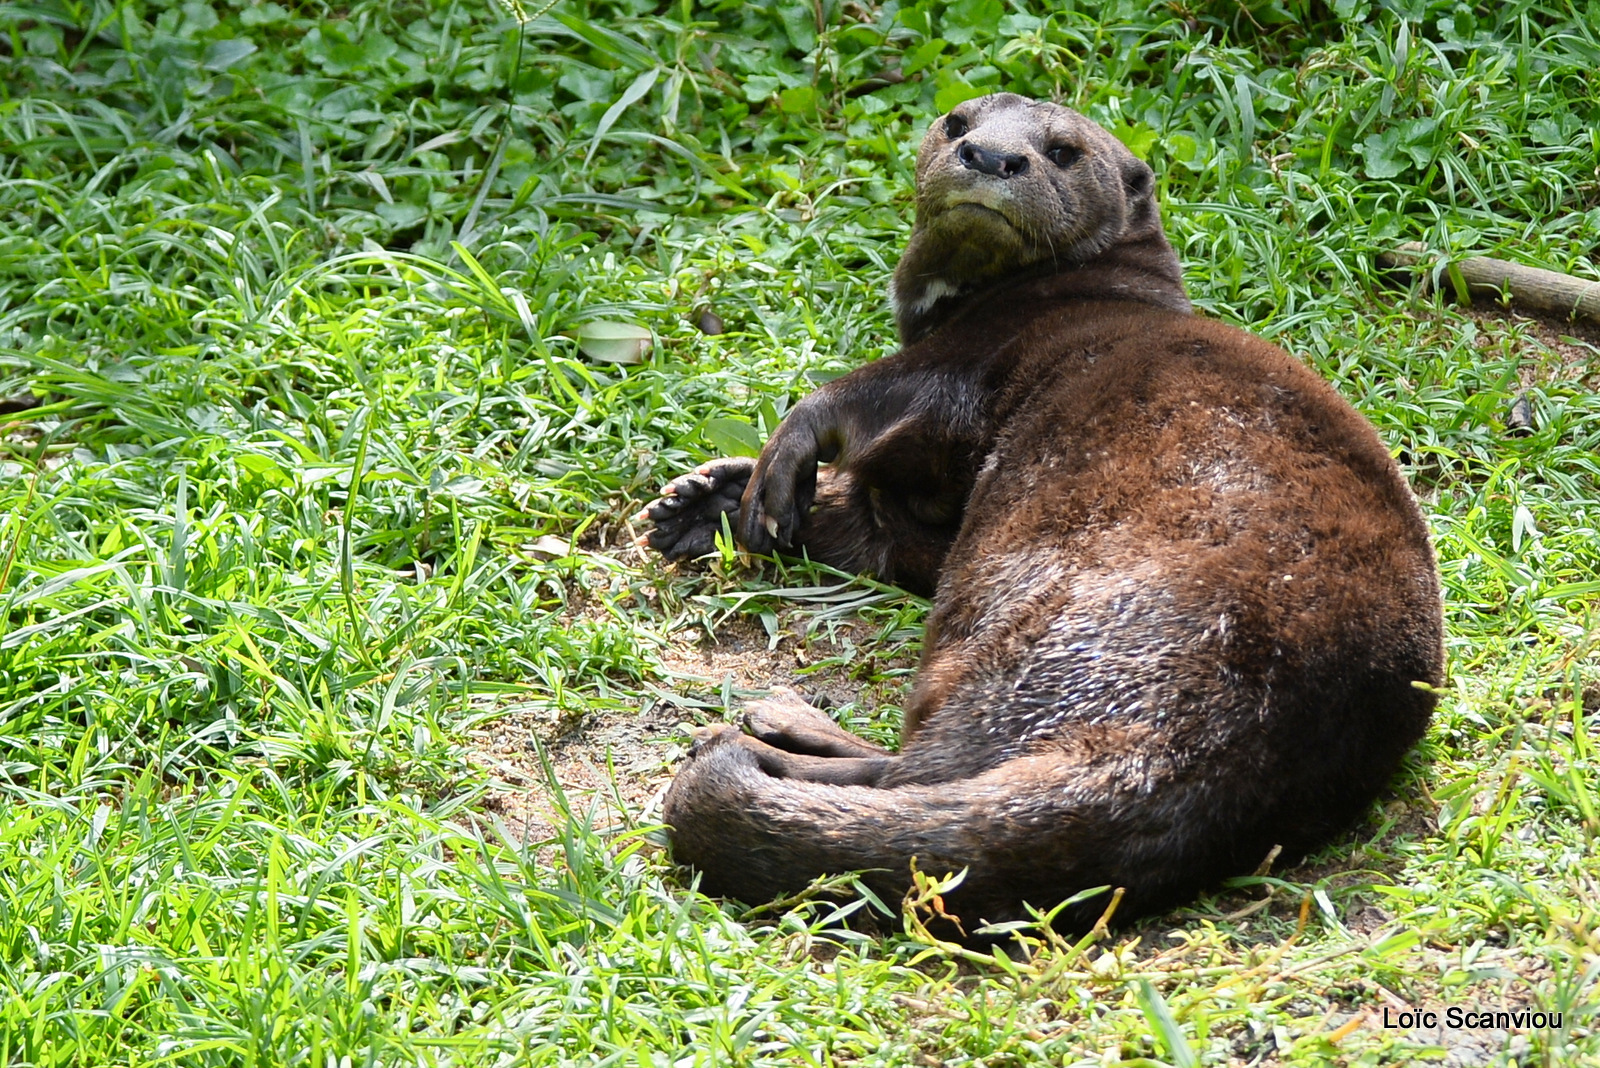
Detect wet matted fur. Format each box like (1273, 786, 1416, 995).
(641, 93, 1444, 935)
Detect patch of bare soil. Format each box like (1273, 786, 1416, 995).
(1464, 306, 1600, 390)
(468, 609, 913, 848)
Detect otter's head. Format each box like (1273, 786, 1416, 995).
(890, 93, 1167, 342)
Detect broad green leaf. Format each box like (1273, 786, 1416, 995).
(933, 80, 987, 114)
(1112, 122, 1159, 159)
(742, 74, 782, 103)
(1165, 132, 1200, 164)
(202, 39, 257, 72)
(779, 86, 818, 115)
(574, 321, 653, 364)
(943, 0, 1002, 44)
(1361, 129, 1407, 179)
(702, 417, 763, 457)
(901, 38, 946, 77)
(236, 454, 291, 486)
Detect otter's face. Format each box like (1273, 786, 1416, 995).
(891, 93, 1160, 340)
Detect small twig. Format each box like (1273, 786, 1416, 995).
(1253, 844, 1283, 877)
(1222, 895, 1276, 922)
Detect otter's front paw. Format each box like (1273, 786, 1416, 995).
(739, 434, 818, 554)
(637, 457, 756, 561)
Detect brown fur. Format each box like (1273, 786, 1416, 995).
(641, 94, 1443, 936)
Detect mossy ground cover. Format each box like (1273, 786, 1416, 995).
(1, 0, 1597, 1064)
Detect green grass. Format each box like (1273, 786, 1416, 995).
(2, 0, 1598, 1064)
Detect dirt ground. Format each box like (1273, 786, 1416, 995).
(469, 607, 911, 847)
(1467, 305, 1600, 390)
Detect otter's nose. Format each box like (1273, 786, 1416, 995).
(957, 141, 1029, 179)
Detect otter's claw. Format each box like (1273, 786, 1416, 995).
(686, 722, 739, 756)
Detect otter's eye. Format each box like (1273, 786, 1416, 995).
(944, 114, 968, 139)
(1046, 144, 1082, 167)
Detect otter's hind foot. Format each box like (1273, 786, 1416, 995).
(685, 722, 741, 757)
(676, 702, 891, 787)
(637, 457, 755, 560)
(744, 689, 890, 759)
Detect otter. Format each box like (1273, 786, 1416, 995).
(639, 93, 1444, 935)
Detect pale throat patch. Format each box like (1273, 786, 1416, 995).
(892, 277, 962, 317)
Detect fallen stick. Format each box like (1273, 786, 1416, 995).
(1380, 241, 1600, 322)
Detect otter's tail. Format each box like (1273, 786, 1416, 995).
(663, 728, 1268, 933)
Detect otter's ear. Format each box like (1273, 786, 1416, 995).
(1121, 156, 1154, 199)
